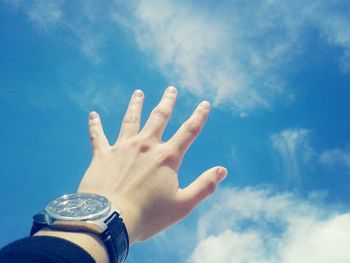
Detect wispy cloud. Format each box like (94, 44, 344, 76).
(270, 128, 350, 180)
(319, 148, 350, 174)
(5, 0, 108, 64)
(26, 0, 65, 30)
(5, 0, 65, 30)
(270, 128, 314, 183)
(67, 76, 127, 114)
(188, 187, 350, 263)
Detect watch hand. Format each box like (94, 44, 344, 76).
(57, 203, 84, 213)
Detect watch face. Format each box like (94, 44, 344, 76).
(45, 193, 111, 221)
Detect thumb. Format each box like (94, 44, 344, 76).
(178, 166, 227, 210)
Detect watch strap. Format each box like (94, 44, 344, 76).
(101, 211, 129, 263)
(30, 221, 46, 236)
(30, 212, 49, 236)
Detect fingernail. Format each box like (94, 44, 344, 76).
(167, 86, 177, 94)
(134, 89, 144, 97)
(216, 167, 227, 183)
(200, 100, 211, 110)
(89, 111, 98, 120)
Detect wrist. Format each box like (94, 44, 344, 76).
(110, 197, 142, 244)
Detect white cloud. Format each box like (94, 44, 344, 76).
(190, 230, 269, 263)
(310, 6, 350, 73)
(270, 128, 314, 182)
(319, 148, 350, 173)
(26, 0, 65, 30)
(4, 0, 350, 113)
(188, 187, 350, 263)
(68, 25, 106, 64)
(113, 0, 287, 116)
(113, 0, 350, 116)
(67, 76, 127, 114)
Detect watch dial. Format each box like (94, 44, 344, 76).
(45, 193, 110, 220)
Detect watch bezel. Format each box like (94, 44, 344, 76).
(45, 192, 111, 221)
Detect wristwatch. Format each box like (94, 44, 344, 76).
(30, 192, 129, 263)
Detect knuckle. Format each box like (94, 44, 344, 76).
(130, 96, 143, 105)
(137, 130, 154, 140)
(89, 126, 100, 139)
(206, 177, 217, 195)
(164, 93, 176, 100)
(157, 148, 180, 165)
(185, 121, 201, 135)
(153, 107, 170, 119)
(123, 114, 139, 124)
(177, 202, 194, 218)
(88, 119, 98, 128)
(111, 139, 137, 153)
(131, 101, 142, 108)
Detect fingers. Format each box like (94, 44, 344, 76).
(167, 101, 210, 155)
(141, 86, 177, 140)
(118, 90, 144, 139)
(177, 167, 227, 211)
(88, 111, 109, 152)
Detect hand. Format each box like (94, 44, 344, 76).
(78, 87, 227, 244)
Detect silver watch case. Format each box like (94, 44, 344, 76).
(33, 193, 122, 234)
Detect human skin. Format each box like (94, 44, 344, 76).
(36, 87, 227, 262)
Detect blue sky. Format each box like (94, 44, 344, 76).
(1, 0, 350, 262)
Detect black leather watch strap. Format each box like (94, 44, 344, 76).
(30, 221, 47, 236)
(101, 211, 129, 263)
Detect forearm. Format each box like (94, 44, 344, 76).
(0, 235, 96, 263)
(35, 229, 109, 263)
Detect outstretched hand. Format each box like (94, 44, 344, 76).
(78, 87, 227, 244)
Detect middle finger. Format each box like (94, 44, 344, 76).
(141, 86, 177, 140)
